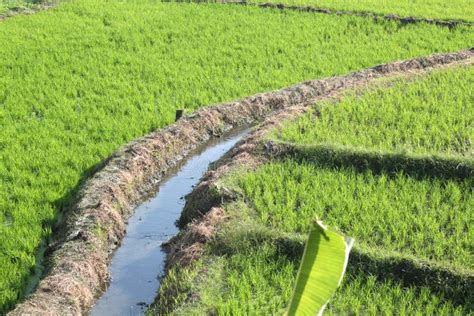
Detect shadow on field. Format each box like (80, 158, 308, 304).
(210, 223, 473, 311)
(267, 142, 473, 182)
(51, 159, 110, 236)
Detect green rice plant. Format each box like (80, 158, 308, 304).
(152, 204, 471, 314)
(273, 66, 474, 158)
(238, 160, 473, 269)
(347, 248, 473, 308)
(327, 272, 467, 315)
(1, 1, 472, 310)
(248, 0, 474, 22)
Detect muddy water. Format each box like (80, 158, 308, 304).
(90, 128, 250, 316)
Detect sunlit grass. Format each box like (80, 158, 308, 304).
(273, 66, 474, 157)
(238, 160, 473, 269)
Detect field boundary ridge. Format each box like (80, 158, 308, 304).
(164, 0, 474, 27)
(0, 2, 57, 21)
(228, 1, 474, 27)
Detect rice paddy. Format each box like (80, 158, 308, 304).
(239, 160, 473, 269)
(1, 0, 473, 313)
(273, 65, 473, 158)
(153, 64, 474, 314)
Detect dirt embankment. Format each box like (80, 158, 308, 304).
(0, 2, 56, 21)
(9, 50, 473, 315)
(227, 2, 473, 28)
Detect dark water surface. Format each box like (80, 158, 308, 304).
(91, 128, 250, 316)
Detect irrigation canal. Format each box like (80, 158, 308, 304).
(91, 128, 250, 315)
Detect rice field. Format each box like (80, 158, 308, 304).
(273, 65, 474, 158)
(154, 196, 471, 314)
(153, 64, 474, 314)
(249, 0, 474, 22)
(239, 160, 473, 269)
(1, 0, 473, 313)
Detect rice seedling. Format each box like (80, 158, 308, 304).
(327, 272, 467, 315)
(152, 200, 472, 314)
(238, 159, 473, 269)
(274, 66, 474, 158)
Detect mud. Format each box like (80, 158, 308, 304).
(9, 50, 473, 315)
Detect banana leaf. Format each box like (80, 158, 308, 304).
(287, 220, 354, 316)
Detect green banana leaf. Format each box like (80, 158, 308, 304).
(287, 220, 354, 316)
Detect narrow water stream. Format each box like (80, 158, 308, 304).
(91, 128, 250, 316)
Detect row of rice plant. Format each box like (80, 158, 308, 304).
(238, 160, 473, 269)
(153, 197, 471, 314)
(272, 65, 473, 157)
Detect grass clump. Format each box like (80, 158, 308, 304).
(273, 66, 474, 158)
(249, 0, 474, 22)
(1, 0, 472, 310)
(327, 273, 467, 315)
